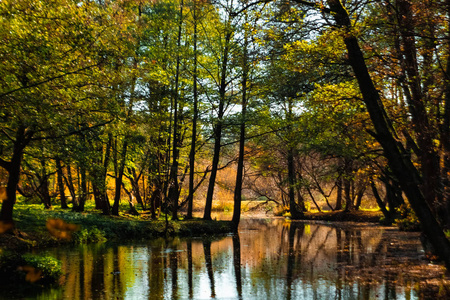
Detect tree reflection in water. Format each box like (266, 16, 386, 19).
(233, 233, 243, 300)
(203, 239, 215, 298)
(20, 218, 450, 300)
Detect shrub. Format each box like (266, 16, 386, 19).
(22, 253, 62, 284)
(0, 251, 62, 285)
(72, 226, 107, 243)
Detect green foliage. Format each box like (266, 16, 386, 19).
(72, 227, 106, 244)
(0, 251, 62, 285)
(21, 253, 62, 283)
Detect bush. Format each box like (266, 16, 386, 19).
(0, 251, 62, 285)
(22, 253, 62, 284)
(72, 226, 107, 243)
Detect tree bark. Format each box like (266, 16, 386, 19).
(55, 158, 68, 209)
(0, 126, 31, 222)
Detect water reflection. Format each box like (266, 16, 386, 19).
(7, 218, 448, 299)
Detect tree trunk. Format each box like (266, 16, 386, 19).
(327, 0, 450, 268)
(55, 158, 68, 209)
(77, 165, 87, 212)
(371, 179, 392, 223)
(187, 0, 199, 220)
(168, 0, 184, 221)
(35, 157, 52, 209)
(287, 147, 303, 218)
(100, 134, 113, 215)
(65, 162, 76, 208)
(440, 0, 450, 227)
(397, 0, 441, 211)
(130, 167, 145, 210)
(112, 139, 128, 216)
(382, 176, 404, 213)
(150, 183, 162, 219)
(203, 122, 222, 220)
(343, 176, 354, 212)
(335, 176, 342, 210)
(354, 185, 365, 211)
(40, 175, 52, 209)
(204, 27, 232, 220)
(232, 21, 250, 230)
(0, 126, 30, 222)
(122, 181, 139, 216)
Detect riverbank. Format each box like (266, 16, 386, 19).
(0, 204, 234, 251)
(0, 204, 386, 251)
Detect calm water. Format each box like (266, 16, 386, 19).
(4, 218, 440, 299)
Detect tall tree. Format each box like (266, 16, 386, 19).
(186, 0, 200, 219)
(203, 0, 236, 220)
(167, 0, 185, 220)
(232, 10, 250, 229)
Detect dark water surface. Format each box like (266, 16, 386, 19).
(6, 218, 450, 299)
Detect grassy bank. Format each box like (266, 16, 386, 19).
(0, 203, 233, 251)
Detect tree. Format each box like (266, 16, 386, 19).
(203, 0, 237, 220)
(0, 0, 136, 221)
(311, 0, 450, 268)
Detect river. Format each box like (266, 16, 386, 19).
(4, 218, 449, 299)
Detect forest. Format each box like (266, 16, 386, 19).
(2, 0, 450, 272)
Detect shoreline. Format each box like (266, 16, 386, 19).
(1, 208, 385, 251)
